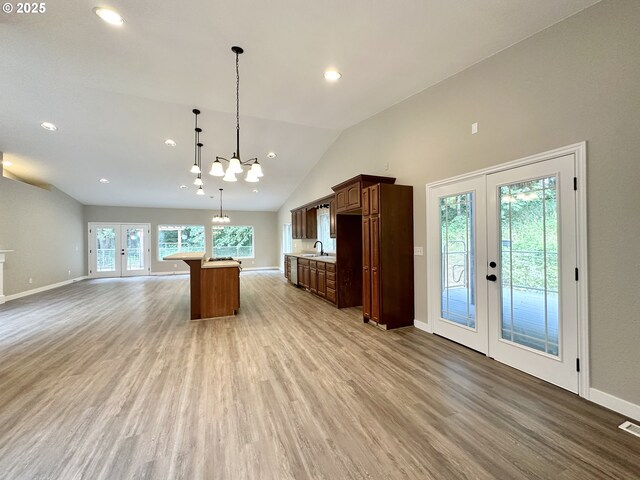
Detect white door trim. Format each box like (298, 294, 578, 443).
(88, 223, 152, 279)
(425, 142, 589, 398)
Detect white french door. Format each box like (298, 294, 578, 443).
(88, 223, 151, 278)
(486, 155, 578, 392)
(428, 153, 580, 393)
(430, 177, 488, 354)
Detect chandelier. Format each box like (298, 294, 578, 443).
(212, 188, 231, 223)
(209, 46, 263, 183)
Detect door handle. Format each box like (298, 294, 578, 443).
(486, 274, 497, 282)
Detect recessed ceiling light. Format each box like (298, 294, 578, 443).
(2, 160, 12, 167)
(324, 70, 342, 82)
(99, 178, 110, 184)
(179, 184, 187, 189)
(266, 152, 277, 158)
(252, 189, 259, 193)
(40, 122, 57, 131)
(93, 7, 125, 26)
(165, 139, 177, 147)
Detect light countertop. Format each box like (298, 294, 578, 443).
(202, 260, 242, 269)
(163, 252, 206, 261)
(285, 253, 337, 264)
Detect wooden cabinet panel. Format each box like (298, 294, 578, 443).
(306, 208, 317, 240)
(326, 279, 336, 290)
(370, 184, 380, 215)
(317, 269, 326, 297)
(326, 287, 337, 303)
(329, 197, 337, 238)
(326, 271, 336, 281)
(347, 183, 361, 210)
(362, 217, 371, 319)
(335, 188, 347, 213)
(299, 209, 306, 239)
(371, 216, 380, 323)
(326, 263, 336, 273)
(310, 263, 317, 293)
(362, 187, 370, 216)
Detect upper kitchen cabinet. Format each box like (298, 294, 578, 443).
(291, 206, 318, 240)
(332, 175, 396, 214)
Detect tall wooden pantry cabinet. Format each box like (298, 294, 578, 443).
(362, 183, 414, 329)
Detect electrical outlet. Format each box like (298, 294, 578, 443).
(68, 270, 71, 276)
(414, 247, 424, 256)
(173, 263, 177, 268)
(28, 277, 33, 284)
(252, 260, 255, 265)
(471, 122, 479, 134)
(384, 162, 390, 171)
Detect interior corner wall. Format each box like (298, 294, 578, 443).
(0, 175, 86, 296)
(83, 205, 279, 272)
(277, 0, 640, 406)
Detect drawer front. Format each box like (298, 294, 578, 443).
(317, 262, 326, 271)
(298, 258, 309, 266)
(310, 260, 317, 269)
(326, 279, 336, 290)
(326, 263, 336, 273)
(326, 271, 336, 281)
(326, 287, 337, 303)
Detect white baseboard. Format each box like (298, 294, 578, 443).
(590, 388, 640, 422)
(4, 276, 88, 302)
(413, 319, 432, 333)
(150, 271, 189, 276)
(242, 266, 279, 271)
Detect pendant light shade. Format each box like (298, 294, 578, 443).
(197, 186, 205, 195)
(245, 173, 259, 183)
(194, 176, 203, 186)
(223, 170, 237, 182)
(190, 164, 201, 174)
(249, 161, 263, 178)
(209, 159, 225, 176)
(229, 155, 243, 174)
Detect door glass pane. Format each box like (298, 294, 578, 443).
(126, 228, 144, 271)
(96, 227, 116, 272)
(440, 193, 476, 328)
(499, 176, 559, 356)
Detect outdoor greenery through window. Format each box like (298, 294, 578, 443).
(212, 225, 254, 258)
(317, 208, 336, 253)
(158, 225, 205, 260)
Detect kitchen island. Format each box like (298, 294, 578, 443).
(163, 252, 241, 320)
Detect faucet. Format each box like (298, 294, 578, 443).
(313, 240, 325, 256)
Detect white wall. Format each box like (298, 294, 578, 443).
(0, 172, 86, 296)
(277, 0, 640, 406)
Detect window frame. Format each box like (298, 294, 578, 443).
(157, 224, 206, 261)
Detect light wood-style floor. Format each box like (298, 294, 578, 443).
(0, 272, 638, 479)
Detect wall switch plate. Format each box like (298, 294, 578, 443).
(414, 247, 424, 256)
(471, 122, 479, 134)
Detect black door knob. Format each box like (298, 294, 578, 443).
(486, 274, 497, 282)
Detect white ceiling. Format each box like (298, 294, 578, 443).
(0, 0, 599, 211)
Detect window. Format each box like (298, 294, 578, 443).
(158, 225, 205, 260)
(212, 225, 254, 258)
(283, 223, 292, 254)
(317, 208, 336, 253)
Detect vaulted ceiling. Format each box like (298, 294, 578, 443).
(0, 0, 599, 210)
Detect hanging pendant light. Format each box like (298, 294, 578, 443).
(212, 188, 230, 223)
(208, 46, 266, 182)
(190, 109, 201, 174)
(197, 186, 205, 195)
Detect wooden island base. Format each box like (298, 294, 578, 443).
(164, 253, 241, 320)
